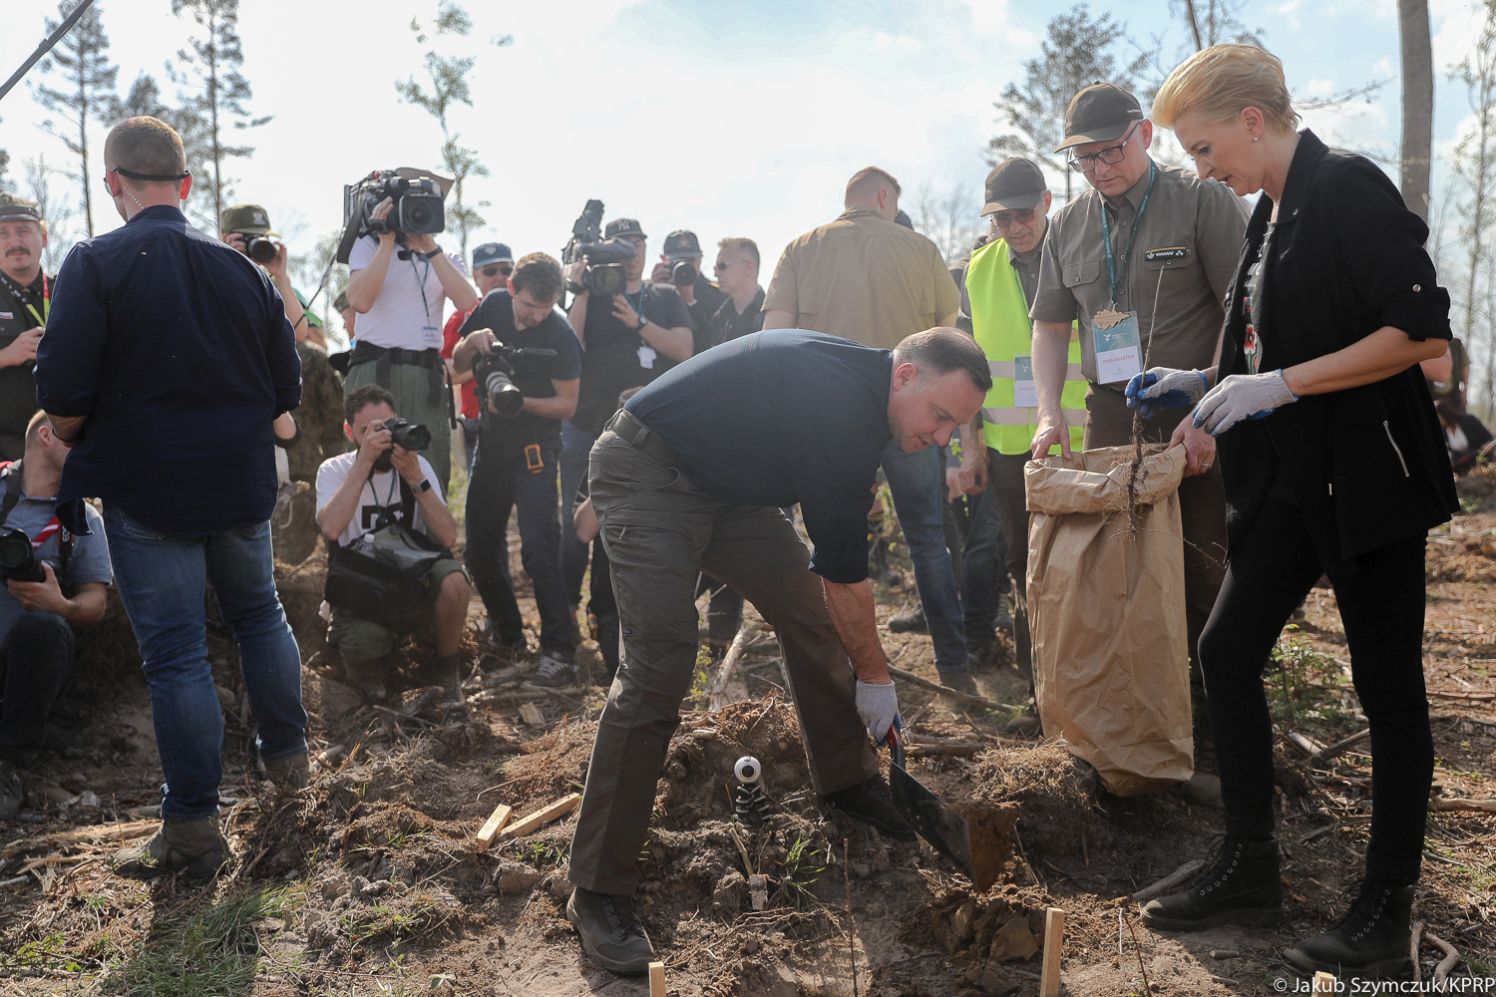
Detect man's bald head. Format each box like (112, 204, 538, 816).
(103, 116, 187, 188)
(844, 166, 902, 220)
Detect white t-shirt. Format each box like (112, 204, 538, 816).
(347, 236, 467, 351)
(315, 450, 445, 546)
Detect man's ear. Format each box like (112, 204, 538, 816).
(344, 422, 355, 443)
(178, 174, 194, 201)
(506, 276, 516, 295)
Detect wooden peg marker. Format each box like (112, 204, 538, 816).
(1313, 971, 1337, 993)
(475, 803, 512, 850)
(648, 960, 666, 996)
(1040, 906, 1065, 997)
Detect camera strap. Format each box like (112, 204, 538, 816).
(0, 463, 22, 524)
(0, 462, 73, 579)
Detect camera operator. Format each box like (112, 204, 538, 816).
(650, 229, 727, 353)
(344, 176, 479, 494)
(315, 384, 470, 705)
(442, 242, 515, 472)
(561, 219, 692, 611)
(220, 204, 345, 483)
(452, 253, 581, 684)
(0, 194, 52, 462)
(0, 413, 112, 817)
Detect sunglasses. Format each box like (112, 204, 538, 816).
(990, 208, 1036, 228)
(479, 265, 513, 278)
(1066, 121, 1141, 173)
(713, 260, 738, 272)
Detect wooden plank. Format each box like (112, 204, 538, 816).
(1040, 907, 1064, 997)
(1313, 971, 1337, 993)
(498, 793, 582, 841)
(475, 803, 513, 850)
(648, 961, 666, 997)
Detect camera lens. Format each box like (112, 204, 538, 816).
(671, 260, 697, 287)
(247, 236, 277, 264)
(404, 201, 435, 232)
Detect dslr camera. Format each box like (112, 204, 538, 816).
(471, 341, 558, 418)
(343, 171, 446, 238)
(562, 199, 636, 297)
(369, 416, 431, 472)
(232, 232, 278, 264)
(0, 527, 44, 583)
(663, 258, 697, 287)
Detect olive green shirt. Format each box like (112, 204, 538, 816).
(1029, 160, 1247, 382)
(764, 208, 960, 350)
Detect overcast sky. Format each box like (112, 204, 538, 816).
(1, 0, 1489, 342)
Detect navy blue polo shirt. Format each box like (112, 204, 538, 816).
(35, 205, 301, 534)
(625, 330, 892, 583)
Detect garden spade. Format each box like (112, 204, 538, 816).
(887, 723, 1004, 891)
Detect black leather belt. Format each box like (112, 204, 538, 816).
(608, 409, 682, 470)
(350, 342, 442, 367)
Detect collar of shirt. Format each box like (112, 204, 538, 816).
(127, 204, 188, 226)
(1103, 158, 1158, 215)
(0, 269, 45, 307)
(836, 208, 885, 224)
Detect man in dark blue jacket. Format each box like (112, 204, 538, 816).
(36, 116, 306, 880)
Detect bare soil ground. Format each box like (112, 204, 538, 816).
(2, 469, 1494, 996)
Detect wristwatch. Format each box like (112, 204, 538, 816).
(416, 479, 432, 494)
(635, 316, 647, 333)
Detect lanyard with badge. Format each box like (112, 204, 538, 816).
(0, 272, 47, 328)
(409, 253, 440, 349)
(1091, 161, 1155, 384)
(630, 287, 656, 370)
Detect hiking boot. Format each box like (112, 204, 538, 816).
(887, 608, 927, 633)
(567, 887, 656, 974)
(822, 775, 916, 841)
(533, 651, 578, 688)
(966, 637, 996, 672)
(1005, 704, 1042, 739)
(262, 751, 310, 791)
(994, 594, 1014, 633)
(937, 669, 980, 696)
(113, 817, 229, 881)
(0, 760, 23, 819)
(1181, 771, 1223, 808)
(1142, 836, 1282, 931)
(1284, 879, 1414, 977)
(480, 624, 526, 662)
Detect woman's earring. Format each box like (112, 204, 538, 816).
(1252, 136, 1260, 143)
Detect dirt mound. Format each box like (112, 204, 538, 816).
(1456, 462, 1496, 512)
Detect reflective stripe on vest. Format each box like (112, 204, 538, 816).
(966, 239, 1087, 456)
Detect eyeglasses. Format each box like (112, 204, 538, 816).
(479, 265, 513, 278)
(989, 208, 1036, 229)
(1066, 122, 1140, 173)
(713, 260, 738, 272)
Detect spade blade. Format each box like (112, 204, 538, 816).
(888, 738, 984, 886)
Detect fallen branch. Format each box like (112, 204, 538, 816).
(1310, 727, 1371, 763)
(1287, 732, 1326, 757)
(1425, 931, 1460, 983)
(1130, 858, 1204, 902)
(707, 623, 759, 712)
(1410, 920, 1424, 984)
(0, 819, 156, 860)
(1429, 797, 1496, 814)
(886, 665, 1015, 710)
(904, 738, 990, 758)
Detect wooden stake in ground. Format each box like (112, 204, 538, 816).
(1040, 907, 1064, 997)
(497, 793, 582, 842)
(475, 803, 513, 851)
(1313, 971, 1337, 993)
(648, 961, 666, 997)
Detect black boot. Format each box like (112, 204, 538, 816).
(822, 775, 915, 841)
(1141, 836, 1282, 931)
(566, 887, 656, 974)
(1284, 879, 1414, 977)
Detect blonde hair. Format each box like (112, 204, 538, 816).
(1153, 44, 1299, 133)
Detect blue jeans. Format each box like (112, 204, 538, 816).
(959, 462, 1011, 643)
(880, 441, 966, 674)
(104, 507, 306, 820)
(559, 420, 597, 606)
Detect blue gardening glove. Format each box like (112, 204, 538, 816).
(1125, 367, 1210, 419)
(1192, 369, 1299, 436)
(855, 678, 900, 744)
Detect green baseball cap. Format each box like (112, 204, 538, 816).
(220, 203, 276, 234)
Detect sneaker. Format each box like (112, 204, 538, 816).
(937, 670, 980, 696)
(1283, 879, 1414, 977)
(533, 651, 578, 688)
(1141, 835, 1283, 931)
(0, 760, 23, 819)
(567, 887, 656, 974)
(887, 608, 928, 633)
(113, 817, 230, 881)
(822, 775, 916, 841)
(994, 594, 1015, 633)
(1005, 704, 1042, 738)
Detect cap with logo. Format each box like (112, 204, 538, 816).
(981, 158, 1047, 215)
(220, 203, 276, 235)
(661, 229, 702, 259)
(0, 193, 42, 223)
(1057, 83, 1145, 152)
(472, 242, 513, 269)
(605, 218, 646, 240)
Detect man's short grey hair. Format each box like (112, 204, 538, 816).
(892, 328, 992, 394)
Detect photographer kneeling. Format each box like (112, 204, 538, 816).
(453, 253, 581, 685)
(315, 385, 470, 704)
(0, 413, 111, 817)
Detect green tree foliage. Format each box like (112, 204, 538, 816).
(31, 0, 119, 236)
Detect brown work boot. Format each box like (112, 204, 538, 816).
(113, 818, 229, 881)
(1005, 703, 1042, 738)
(262, 751, 310, 790)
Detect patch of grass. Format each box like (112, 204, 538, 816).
(776, 835, 827, 910)
(338, 887, 449, 948)
(101, 884, 297, 996)
(512, 839, 567, 869)
(3, 931, 84, 973)
(1268, 628, 1354, 730)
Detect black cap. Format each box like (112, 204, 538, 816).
(605, 218, 646, 240)
(1057, 83, 1144, 152)
(981, 159, 1047, 215)
(0, 193, 42, 223)
(472, 242, 513, 268)
(661, 229, 702, 258)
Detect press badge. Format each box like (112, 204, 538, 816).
(421, 325, 442, 349)
(1091, 308, 1143, 384)
(637, 344, 657, 370)
(1013, 356, 1038, 408)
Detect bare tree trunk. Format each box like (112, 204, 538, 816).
(1182, 0, 1206, 50)
(1398, 0, 1434, 220)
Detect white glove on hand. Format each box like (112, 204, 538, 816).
(1192, 369, 1299, 436)
(855, 679, 899, 744)
(1126, 367, 1210, 419)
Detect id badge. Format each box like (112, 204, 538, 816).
(637, 344, 657, 370)
(1091, 308, 1143, 384)
(1013, 356, 1038, 408)
(421, 325, 441, 349)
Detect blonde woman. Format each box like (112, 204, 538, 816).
(1130, 44, 1457, 976)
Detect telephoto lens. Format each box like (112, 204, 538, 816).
(247, 236, 277, 264)
(0, 527, 44, 583)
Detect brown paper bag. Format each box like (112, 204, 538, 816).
(1025, 445, 1194, 796)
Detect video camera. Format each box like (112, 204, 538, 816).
(471, 342, 559, 418)
(561, 199, 636, 297)
(334, 170, 446, 264)
(0, 527, 44, 583)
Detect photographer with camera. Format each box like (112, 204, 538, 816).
(316, 384, 469, 705)
(561, 217, 692, 614)
(344, 170, 479, 494)
(452, 253, 580, 684)
(0, 413, 112, 817)
(650, 229, 727, 352)
(442, 242, 515, 472)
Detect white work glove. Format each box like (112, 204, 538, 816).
(855, 679, 900, 745)
(1192, 369, 1299, 436)
(1126, 367, 1210, 419)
